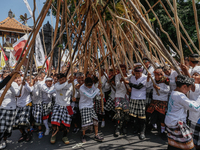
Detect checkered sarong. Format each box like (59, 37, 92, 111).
(0, 109, 16, 139)
(93, 96, 105, 115)
(51, 104, 73, 127)
(166, 121, 194, 149)
(32, 103, 43, 125)
(189, 121, 200, 146)
(80, 107, 98, 127)
(42, 102, 53, 120)
(104, 96, 115, 112)
(129, 99, 146, 119)
(14, 106, 31, 127)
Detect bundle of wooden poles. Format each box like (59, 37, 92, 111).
(1, 0, 200, 111)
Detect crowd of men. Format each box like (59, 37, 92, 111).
(0, 54, 200, 150)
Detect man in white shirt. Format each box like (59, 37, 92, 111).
(50, 73, 73, 145)
(41, 77, 55, 136)
(163, 65, 178, 93)
(79, 77, 104, 143)
(188, 54, 200, 75)
(113, 64, 131, 136)
(0, 72, 20, 149)
(146, 67, 170, 140)
(125, 66, 147, 140)
(14, 76, 33, 143)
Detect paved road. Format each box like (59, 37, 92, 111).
(5, 119, 167, 150)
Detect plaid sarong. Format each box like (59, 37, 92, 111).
(32, 103, 43, 125)
(0, 109, 16, 139)
(80, 107, 98, 127)
(146, 100, 167, 115)
(129, 99, 146, 119)
(93, 95, 105, 115)
(189, 121, 200, 146)
(42, 102, 53, 120)
(104, 96, 115, 112)
(14, 106, 31, 127)
(166, 121, 194, 150)
(51, 104, 73, 127)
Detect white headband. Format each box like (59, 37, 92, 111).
(45, 77, 53, 81)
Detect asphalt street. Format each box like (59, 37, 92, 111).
(5, 119, 168, 150)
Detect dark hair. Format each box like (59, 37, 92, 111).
(93, 75, 99, 83)
(176, 75, 193, 88)
(189, 53, 200, 58)
(57, 73, 66, 79)
(142, 57, 149, 61)
(191, 61, 199, 64)
(155, 66, 163, 71)
(119, 64, 127, 69)
(85, 77, 93, 86)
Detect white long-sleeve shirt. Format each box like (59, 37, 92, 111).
(41, 84, 56, 103)
(0, 82, 20, 110)
(165, 91, 200, 127)
(54, 80, 72, 106)
(32, 81, 43, 104)
(189, 84, 200, 124)
(164, 70, 178, 93)
(17, 82, 33, 107)
(115, 74, 131, 98)
(129, 74, 147, 100)
(146, 77, 170, 101)
(79, 84, 100, 110)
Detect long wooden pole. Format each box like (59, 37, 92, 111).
(0, 0, 53, 104)
(173, 0, 184, 64)
(192, 0, 200, 51)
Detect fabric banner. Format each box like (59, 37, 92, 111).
(23, 0, 46, 68)
(9, 50, 17, 68)
(13, 34, 28, 60)
(0, 51, 6, 71)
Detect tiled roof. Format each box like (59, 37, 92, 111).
(0, 17, 32, 34)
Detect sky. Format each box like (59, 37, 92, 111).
(0, 0, 56, 44)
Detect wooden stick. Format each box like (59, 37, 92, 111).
(173, 0, 184, 64)
(65, 0, 75, 98)
(0, 0, 53, 104)
(192, 0, 200, 51)
(122, 0, 181, 74)
(166, 0, 199, 54)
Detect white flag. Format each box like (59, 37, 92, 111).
(169, 46, 177, 57)
(9, 50, 17, 68)
(23, 0, 46, 68)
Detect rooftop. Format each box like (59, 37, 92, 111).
(0, 10, 32, 34)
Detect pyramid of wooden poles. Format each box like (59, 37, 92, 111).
(1, 0, 200, 105)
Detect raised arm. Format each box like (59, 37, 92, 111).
(179, 94, 200, 112)
(80, 86, 100, 99)
(10, 82, 20, 96)
(41, 84, 56, 94)
(54, 81, 69, 91)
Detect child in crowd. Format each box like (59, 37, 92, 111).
(41, 77, 56, 136)
(14, 76, 33, 142)
(79, 77, 104, 143)
(146, 67, 170, 139)
(113, 64, 131, 136)
(125, 66, 147, 140)
(165, 75, 200, 150)
(71, 72, 84, 134)
(51, 73, 73, 144)
(0, 72, 20, 149)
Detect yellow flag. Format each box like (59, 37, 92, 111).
(0, 51, 6, 71)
